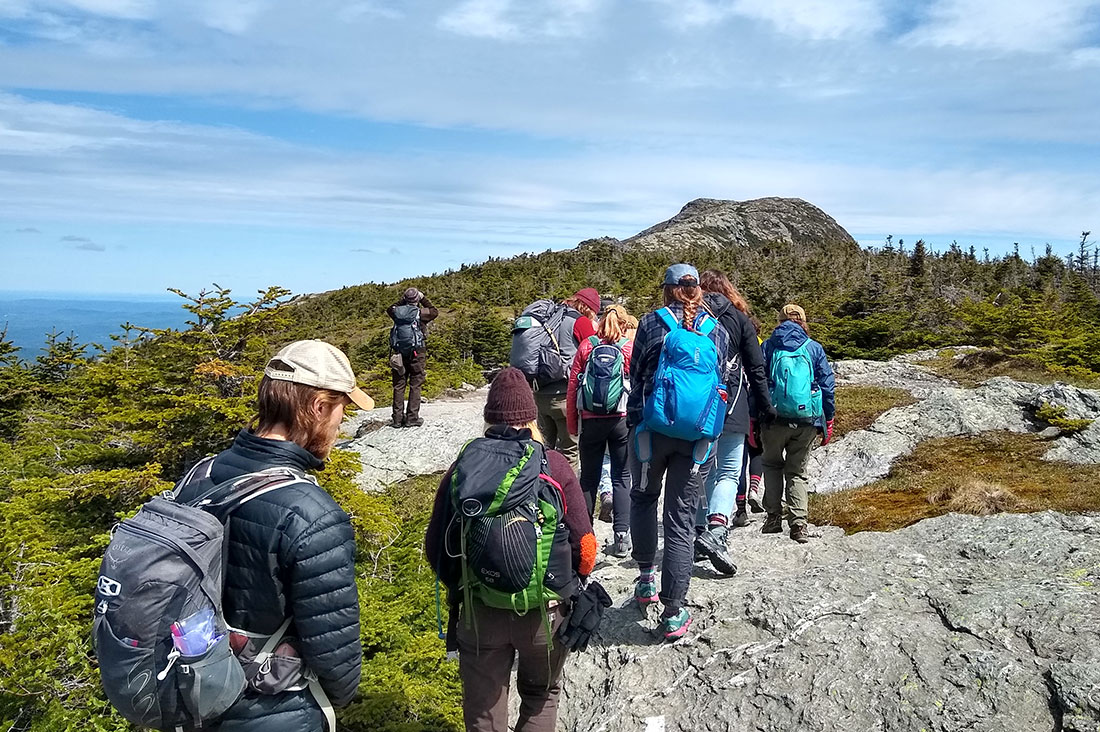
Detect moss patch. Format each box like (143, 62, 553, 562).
(919, 349, 1100, 389)
(810, 431, 1100, 534)
(833, 385, 916, 438)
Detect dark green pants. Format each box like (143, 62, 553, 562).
(761, 422, 817, 528)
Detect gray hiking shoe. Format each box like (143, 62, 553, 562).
(606, 531, 631, 557)
(790, 524, 810, 544)
(694, 526, 737, 575)
(731, 509, 749, 528)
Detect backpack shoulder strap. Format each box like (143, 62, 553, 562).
(172, 455, 216, 498)
(656, 307, 678, 331)
(694, 312, 716, 336)
(587, 335, 600, 348)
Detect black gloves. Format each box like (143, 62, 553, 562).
(557, 581, 612, 652)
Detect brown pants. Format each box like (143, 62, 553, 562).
(456, 602, 569, 732)
(391, 350, 427, 423)
(534, 389, 579, 472)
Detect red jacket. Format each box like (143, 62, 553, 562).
(567, 336, 634, 435)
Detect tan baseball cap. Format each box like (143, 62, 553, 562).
(780, 303, 806, 322)
(264, 340, 375, 410)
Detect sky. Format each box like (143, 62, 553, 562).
(1, 0, 1099, 297)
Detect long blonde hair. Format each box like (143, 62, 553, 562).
(598, 304, 632, 342)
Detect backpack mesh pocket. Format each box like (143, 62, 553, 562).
(465, 508, 537, 593)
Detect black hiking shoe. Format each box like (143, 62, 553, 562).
(390, 418, 405, 429)
(731, 509, 749, 528)
(405, 417, 424, 428)
(761, 514, 783, 534)
(790, 524, 810, 544)
(694, 527, 737, 575)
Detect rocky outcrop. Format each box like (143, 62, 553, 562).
(563, 510, 1100, 732)
(584, 197, 858, 252)
(338, 389, 488, 491)
(809, 356, 1100, 493)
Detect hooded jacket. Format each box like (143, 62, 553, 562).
(702, 292, 772, 435)
(761, 321, 836, 428)
(174, 430, 362, 732)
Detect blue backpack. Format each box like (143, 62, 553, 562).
(643, 308, 726, 442)
(769, 340, 823, 420)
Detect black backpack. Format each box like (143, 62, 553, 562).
(444, 437, 573, 614)
(93, 459, 334, 731)
(390, 304, 426, 353)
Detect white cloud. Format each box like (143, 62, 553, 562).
(730, 0, 885, 39)
(199, 0, 267, 34)
(904, 0, 1100, 53)
(438, 0, 519, 39)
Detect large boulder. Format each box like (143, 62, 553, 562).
(563, 511, 1100, 732)
(338, 389, 488, 491)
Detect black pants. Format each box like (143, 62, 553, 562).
(578, 416, 631, 533)
(391, 350, 427, 423)
(629, 430, 709, 612)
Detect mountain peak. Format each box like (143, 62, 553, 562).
(618, 196, 857, 251)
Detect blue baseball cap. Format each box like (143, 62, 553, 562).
(662, 263, 699, 286)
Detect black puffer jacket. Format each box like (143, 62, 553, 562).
(175, 430, 362, 732)
(703, 292, 772, 434)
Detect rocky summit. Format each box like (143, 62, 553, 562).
(565, 510, 1100, 732)
(610, 197, 858, 252)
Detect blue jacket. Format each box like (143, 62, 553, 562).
(626, 302, 730, 428)
(762, 321, 836, 427)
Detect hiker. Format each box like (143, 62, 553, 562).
(693, 270, 773, 575)
(567, 303, 635, 557)
(509, 288, 600, 470)
(760, 304, 836, 543)
(388, 287, 439, 428)
(425, 367, 598, 732)
(171, 340, 371, 730)
(627, 264, 729, 639)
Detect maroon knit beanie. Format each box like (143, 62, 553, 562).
(573, 287, 600, 314)
(484, 367, 537, 425)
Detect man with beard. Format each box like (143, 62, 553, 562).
(174, 340, 372, 731)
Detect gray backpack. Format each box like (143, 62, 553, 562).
(509, 300, 581, 387)
(93, 459, 332, 731)
(390, 303, 426, 353)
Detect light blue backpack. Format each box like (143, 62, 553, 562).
(769, 340, 823, 420)
(642, 308, 726, 443)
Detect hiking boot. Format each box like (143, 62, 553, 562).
(661, 608, 692, 640)
(390, 418, 405, 429)
(694, 526, 737, 576)
(606, 531, 631, 558)
(634, 575, 659, 607)
(731, 509, 749, 528)
(597, 493, 614, 524)
(761, 513, 783, 534)
(790, 524, 810, 544)
(747, 477, 764, 513)
(405, 417, 424, 428)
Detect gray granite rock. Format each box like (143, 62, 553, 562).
(560, 511, 1100, 732)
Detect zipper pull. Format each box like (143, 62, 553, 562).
(157, 649, 181, 681)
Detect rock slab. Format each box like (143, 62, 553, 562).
(564, 511, 1100, 732)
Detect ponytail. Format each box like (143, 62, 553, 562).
(598, 304, 631, 342)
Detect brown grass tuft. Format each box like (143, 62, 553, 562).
(926, 478, 1028, 515)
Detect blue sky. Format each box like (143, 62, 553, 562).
(1, 0, 1099, 296)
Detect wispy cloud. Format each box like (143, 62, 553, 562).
(438, 0, 519, 39)
(74, 240, 106, 251)
(903, 0, 1100, 53)
(60, 234, 92, 242)
(15, 227, 41, 233)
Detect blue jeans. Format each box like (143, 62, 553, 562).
(697, 431, 746, 525)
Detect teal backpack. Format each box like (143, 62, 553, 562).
(769, 340, 823, 420)
(578, 336, 630, 415)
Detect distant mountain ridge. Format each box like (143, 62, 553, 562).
(580, 196, 858, 252)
